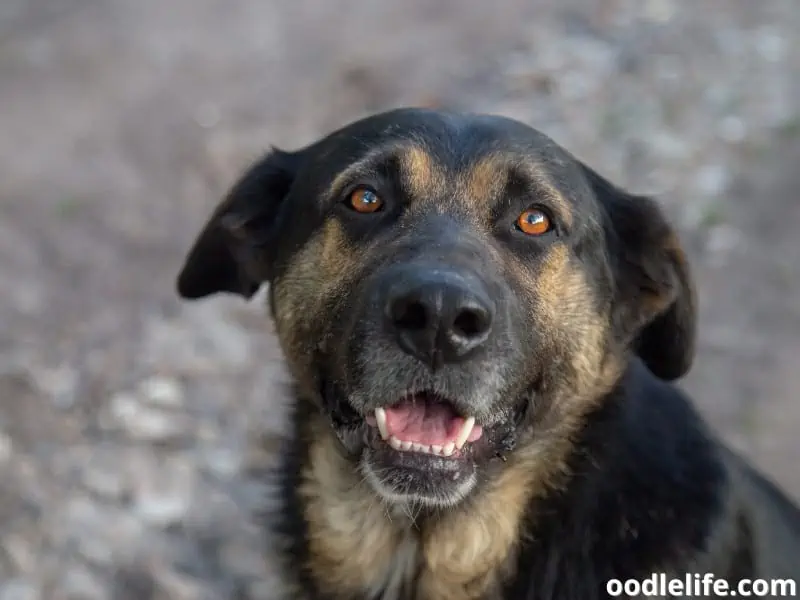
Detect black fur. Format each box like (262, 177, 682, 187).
(270, 360, 800, 599)
(177, 108, 800, 599)
(505, 359, 727, 598)
(176, 148, 299, 299)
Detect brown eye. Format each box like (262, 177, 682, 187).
(348, 187, 384, 213)
(516, 208, 552, 236)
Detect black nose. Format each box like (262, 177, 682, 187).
(384, 269, 494, 368)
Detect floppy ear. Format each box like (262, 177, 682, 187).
(583, 164, 697, 381)
(176, 148, 299, 300)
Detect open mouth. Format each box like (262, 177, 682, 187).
(366, 393, 484, 457)
(353, 389, 521, 508)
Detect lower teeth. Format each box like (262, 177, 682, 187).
(385, 436, 457, 457)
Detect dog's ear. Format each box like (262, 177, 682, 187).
(176, 148, 299, 300)
(582, 164, 697, 381)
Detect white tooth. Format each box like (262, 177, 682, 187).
(389, 436, 402, 450)
(400, 440, 413, 451)
(442, 442, 456, 457)
(431, 445, 443, 455)
(374, 407, 389, 440)
(417, 444, 431, 454)
(454, 416, 475, 450)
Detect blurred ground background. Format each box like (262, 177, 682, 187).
(1, 0, 799, 598)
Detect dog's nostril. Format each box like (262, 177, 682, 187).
(452, 308, 489, 339)
(393, 300, 429, 331)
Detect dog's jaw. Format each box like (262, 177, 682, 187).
(359, 395, 484, 507)
(361, 456, 479, 509)
(323, 385, 524, 509)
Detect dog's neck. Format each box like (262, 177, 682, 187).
(294, 405, 584, 600)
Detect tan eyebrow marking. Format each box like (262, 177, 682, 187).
(463, 154, 510, 211)
(399, 145, 446, 200)
(462, 154, 573, 227)
(325, 143, 447, 205)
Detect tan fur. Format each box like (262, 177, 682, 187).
(300, 404, 597, 600)
(282, 204, 660, 599)
(458, 154, 573, 227)
(276, 149, 621, 599)
(461, 154, 509, 212)
(272, 219, 363, 391)
(513, 243, 620, 399)
(174, 111, 800, 598)
(300, 414, 410, 598)
(280, 159, 621, 599)
(418, 443, 568, 599)
(399, 146, 444, 200)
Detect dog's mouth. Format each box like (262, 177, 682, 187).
(347, 390, 521, 509)
(365, 393, 483, 458)
(322, 368, 525, 508)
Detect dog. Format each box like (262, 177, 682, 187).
(176, 108, 800, 599)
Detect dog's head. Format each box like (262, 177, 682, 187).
(177, 108, 695, 510)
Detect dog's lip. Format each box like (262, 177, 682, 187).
(363, 392, 484, 458)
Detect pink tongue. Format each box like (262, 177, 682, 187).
(384, 399, 480, 445)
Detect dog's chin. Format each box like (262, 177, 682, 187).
(360, 429, 480, 509)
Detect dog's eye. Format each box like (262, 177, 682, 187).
(516, 208, 552, 236)
(347, 187, 384, 214)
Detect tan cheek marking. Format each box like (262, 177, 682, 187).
(318, 219, 356, 281)
(512, 243, 619, 399)
(300, 415, 403, 597)
(526, 244, 576, 324)
(272, 220, 360, 383)
(537, 245, 609, 391)
(532, 245, 597, 335)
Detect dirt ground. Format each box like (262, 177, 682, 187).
(1, 1, 798, 598)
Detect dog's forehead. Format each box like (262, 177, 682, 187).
(315, 109, 570, 171)
(307, 109, 585, 212)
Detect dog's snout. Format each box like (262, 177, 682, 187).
(384, 269, 494, 368)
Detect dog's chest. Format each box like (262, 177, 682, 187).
(298, 427, 520, 599)
(319, 519, 509, 600)
(366, 530, 420, 600)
